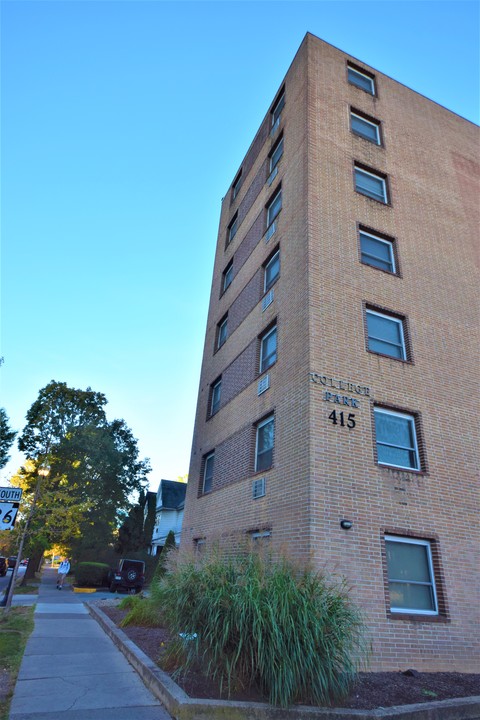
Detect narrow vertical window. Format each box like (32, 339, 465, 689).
(255, 415, 274, 472)
(227, 213, 238, 246)
(267, 189, 282, 228)
(264, 249, 280, 292)
(232, 170, 242, 200)
(268, 136, 284, 184)
(260, 324, 277, 373)
(222, 260, 233, 293)
(216, 315, 228, 349)
(271, 90, 285, 133)
(210, 377, 222, 416)
(202, 452, 215, 493)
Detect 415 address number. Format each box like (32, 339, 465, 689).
(328, 410, 356, 429)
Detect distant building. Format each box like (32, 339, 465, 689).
(149, 480, 187, 555)
(182, 33, 479, 672)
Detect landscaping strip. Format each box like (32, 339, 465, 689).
(0, 606, 35, 720)
(88, 604, 480, 720)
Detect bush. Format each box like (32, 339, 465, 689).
(75, 562, 110, 587)
(155, 548, 368, 708)
(118, 594, 163, 628)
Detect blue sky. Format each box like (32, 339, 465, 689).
(1, 1, 478, 491)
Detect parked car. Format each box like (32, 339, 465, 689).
(108, 559, 145, 594)
(0, 557, 7, 577)
(8, 556, 17, 569)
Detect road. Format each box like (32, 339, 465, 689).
(0, 565, 26, 594)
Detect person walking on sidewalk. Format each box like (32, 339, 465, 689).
(57, 558, 70, 589)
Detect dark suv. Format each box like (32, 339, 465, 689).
(0, 557, 7, 577)
(108, 559, 145, 594)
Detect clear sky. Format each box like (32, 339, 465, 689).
(1, 0, 478, 492)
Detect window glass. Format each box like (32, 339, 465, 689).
(360, 231, 395, 273)
(232, 171, 242, 199)
(386, 537, 437, 613)
(271, 92, 285, 127)
(351, 113, 380, 144)
(374, 409, 419, 469)
(227, 214, 238, 245)
(264, 250, 280, 292)
(267, 190, 282, 226)
(355, 167, 387, 203)
(211, 379, 221, 415)
(270, 137, 284, 171)
(367, 310, 406, 359)
(203, 453, 214, 493)
(260, 326, 277, 373)
(348, 67, 375, 94)
(223, 261, 233, 292)
(217, 317, 228, 348)
(256, 416, 274, 472)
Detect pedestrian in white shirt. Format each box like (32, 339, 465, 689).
(57, 558, 70, 589)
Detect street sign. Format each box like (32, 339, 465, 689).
(0, 487, 23, 502)
(0, 502, 20, 530)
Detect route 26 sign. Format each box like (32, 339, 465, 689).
(0, 487, 23, 530)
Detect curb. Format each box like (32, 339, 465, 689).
(88, 605, 480, 720)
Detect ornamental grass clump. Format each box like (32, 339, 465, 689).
(155, 547, 368, 708)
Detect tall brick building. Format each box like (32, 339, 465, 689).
(182, 34, 479, 671)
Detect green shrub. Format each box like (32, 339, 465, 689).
(155, 548, 368, 708)
(75, 562, 110, 587)
(118, 595, 163, 628)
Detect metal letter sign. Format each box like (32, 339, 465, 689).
(0, 502, 20, 530)
(0, 487, 23, 502)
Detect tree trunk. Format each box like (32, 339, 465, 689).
(21, 547, 44, 585)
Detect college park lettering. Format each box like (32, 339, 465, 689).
(309, 372, 371, 408)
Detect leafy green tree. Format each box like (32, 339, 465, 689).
(16, 381, 151, 565)
(0, 407, 16, 469)
(115, 492, 147, 554)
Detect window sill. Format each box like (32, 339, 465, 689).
(367, 349, 413, 364)
(361, 261, 400, 278)
(355, 190, 390, 206)
(387, 611, 449, 624)
(377, 463, 428, 477)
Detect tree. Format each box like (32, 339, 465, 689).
(0, 408, 16, 469)
(115, 491, 147, 554)
(16, 381, 151, 565)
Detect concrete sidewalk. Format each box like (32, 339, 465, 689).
(9, 568, 172, 720)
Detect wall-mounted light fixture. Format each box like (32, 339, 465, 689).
(340, 519, 353, 530)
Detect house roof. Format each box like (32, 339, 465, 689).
(157, 479, 187, 510)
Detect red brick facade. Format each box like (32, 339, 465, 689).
(182, 34, 480, 672)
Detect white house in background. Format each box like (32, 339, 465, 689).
(149, 479, 187, 555)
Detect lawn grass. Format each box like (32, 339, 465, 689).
(13, 584, 39, 595)
(0, 606, 35, 720)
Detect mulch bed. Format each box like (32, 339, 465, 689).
(97, 602, 480, 710)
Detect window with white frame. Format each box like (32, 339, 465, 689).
(227, 213, 238, 245)
(210, 377, 221, 416)
(374, 408, 420, 470)
(264, 249, 280, 292)
(232, 170, 242, 200)
(202, 452, 214, 493)
(269, 136, 284, 174)
(271, 90, 285, 131)
(260, 324, 277, 373)
(351, 110, 381, 144)
(366, 308, 407, 360)
(267, 189, 282, 228)
(348, 65, 375, 95)
(217, 315, 228, 349)
(355, 165, 388, 203)
(360, 229, 396, 273)
(385, 536, 438, 614)
(222, 260, 233, 293)
(255, 415, 274, 472)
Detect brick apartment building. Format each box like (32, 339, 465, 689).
(182, 33, 479, 671)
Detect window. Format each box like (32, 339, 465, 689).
(271, 90, 285, 132)
(351, 111, 381, 145)
(360, 228, 396, 273)
(255, 415, 274, 472)
(269, 136, 284, 175)
(251, 529, 271, 543)
(227, 213, 238, 246)
(217, 315, 228, 349)
(210, 377, 221, 416)
(264, 249, 280, 292)
(348, 64, 375, 95)
(355, 165, 388, 204)
(374, 408, 420, 470)
(385, 536, 438, 614)
(232, 170, 242, 200)
(202, 452, 214, 493)
(194, 538, 206, 553)
(260, 324, 277, 373)
(366, 308, 406, 360)
(222, 260, 233, 293)
(267, 189, 282, 228)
